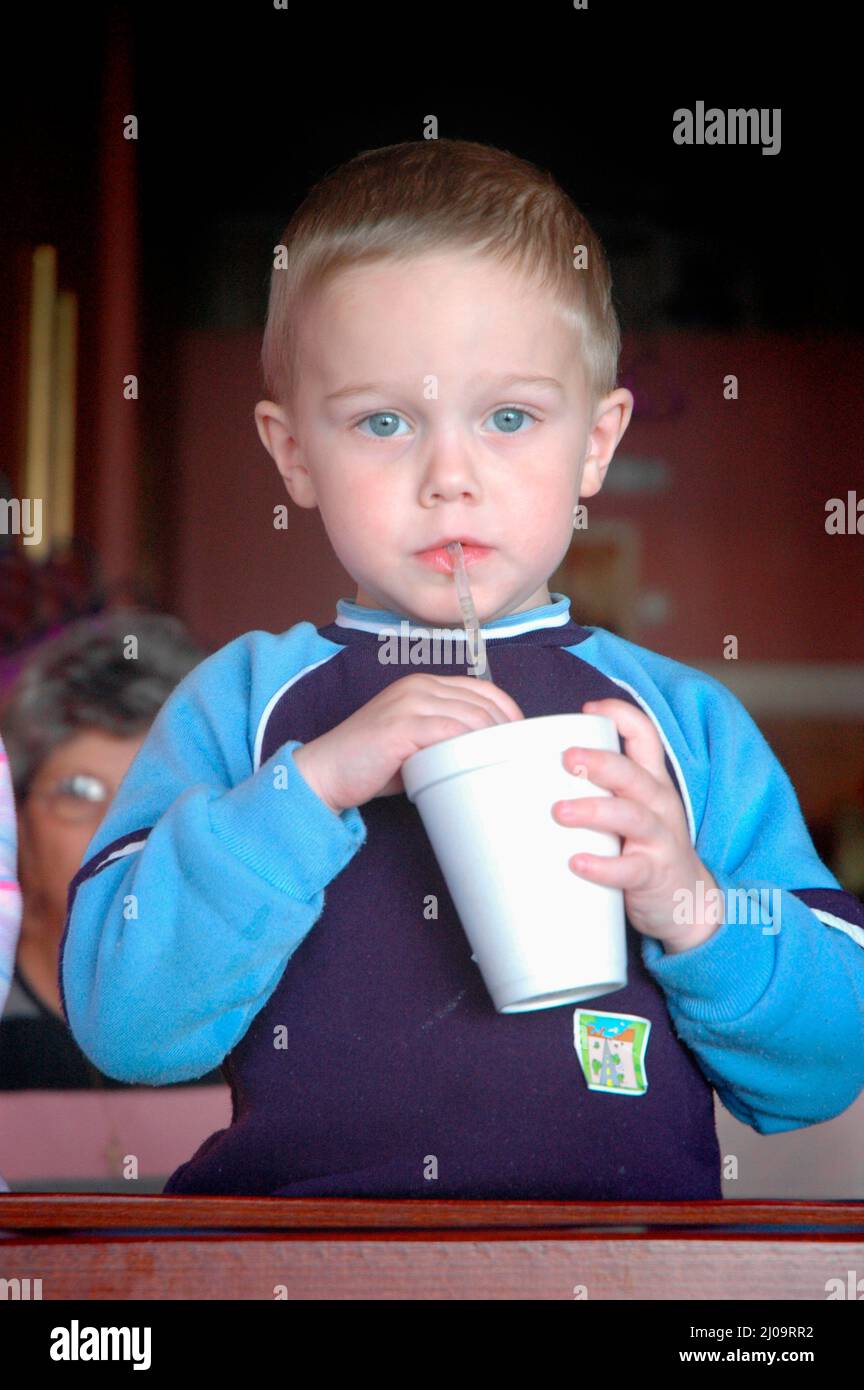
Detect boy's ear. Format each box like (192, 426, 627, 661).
(253, 400, 319, 510)
(580, 387, 634, 497)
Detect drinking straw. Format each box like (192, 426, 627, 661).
(446, 542, 494, 682)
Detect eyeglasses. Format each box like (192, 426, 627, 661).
(31, 773, 111, 823)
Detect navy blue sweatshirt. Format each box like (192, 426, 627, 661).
(59, 594, 864, 1198)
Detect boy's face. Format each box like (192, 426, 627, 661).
(256, 249, 633, 626)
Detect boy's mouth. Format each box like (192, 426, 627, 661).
(415, 541, 493, 573)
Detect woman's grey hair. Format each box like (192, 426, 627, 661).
(0, 608, 209, 802)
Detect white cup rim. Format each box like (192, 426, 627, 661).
(402, 711, 619, 801)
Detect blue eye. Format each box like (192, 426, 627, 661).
(485, 406, 537, 433)
(356, 411, 410, 438)
(354, 405, 539, 438)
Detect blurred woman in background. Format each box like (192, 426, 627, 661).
(0, 607, 223, 1090)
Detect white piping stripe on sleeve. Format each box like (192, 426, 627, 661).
(811, 908, 864, 950)
(253, 652, 343, 773)
(89, 651, 346, 874)
(90, 840, 147, 874)
(595, 674, 697, 846)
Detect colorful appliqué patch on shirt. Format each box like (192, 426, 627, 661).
(573, 1009, 651, 1096)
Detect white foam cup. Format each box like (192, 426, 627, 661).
(402, 712, 627, 1013)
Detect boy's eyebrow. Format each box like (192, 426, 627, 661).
(325, 374, 565, 402)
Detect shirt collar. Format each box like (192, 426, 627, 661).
(333, 591, 577, 641)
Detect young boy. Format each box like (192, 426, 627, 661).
(59, 138, 864, 1199)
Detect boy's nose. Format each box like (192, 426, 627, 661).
(418, 454, 483, 503)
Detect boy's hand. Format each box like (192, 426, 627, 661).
(552, 697, 723, 954)
(292, 673, 525, 815)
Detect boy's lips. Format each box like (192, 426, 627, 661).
(414, 543, 493, 573)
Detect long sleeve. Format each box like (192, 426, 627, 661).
(59, 628, 367, 1085)
(0, 737, 22, 1189)
(639, 674, 864, 1133)
(0, 738, 22, 1018)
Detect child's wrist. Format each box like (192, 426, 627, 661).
(292, 743, 343, 816)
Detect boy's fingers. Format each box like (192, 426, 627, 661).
(564, 747, 667, 812)
(582, 698, 667, 781)
(420, 683, 507, 725)
(433, 674, 524, 722)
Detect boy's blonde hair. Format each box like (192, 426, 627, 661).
(260, 137, 621, 412)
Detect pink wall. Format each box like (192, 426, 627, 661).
(615, 332, 864, 661)
(0, 1086, 231, 1188)
(172, 330, 351, 646)
(171, 330, 864, 661)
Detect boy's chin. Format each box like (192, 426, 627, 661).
(393, 598, 476, 628)
(405, 592, 499, 629)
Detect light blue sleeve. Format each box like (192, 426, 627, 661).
(59, 628, 367, 1085)
(636, 662, 864, 1133)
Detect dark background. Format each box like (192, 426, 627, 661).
(5, 6, 858, 354)
(1, 2, 859, 648)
